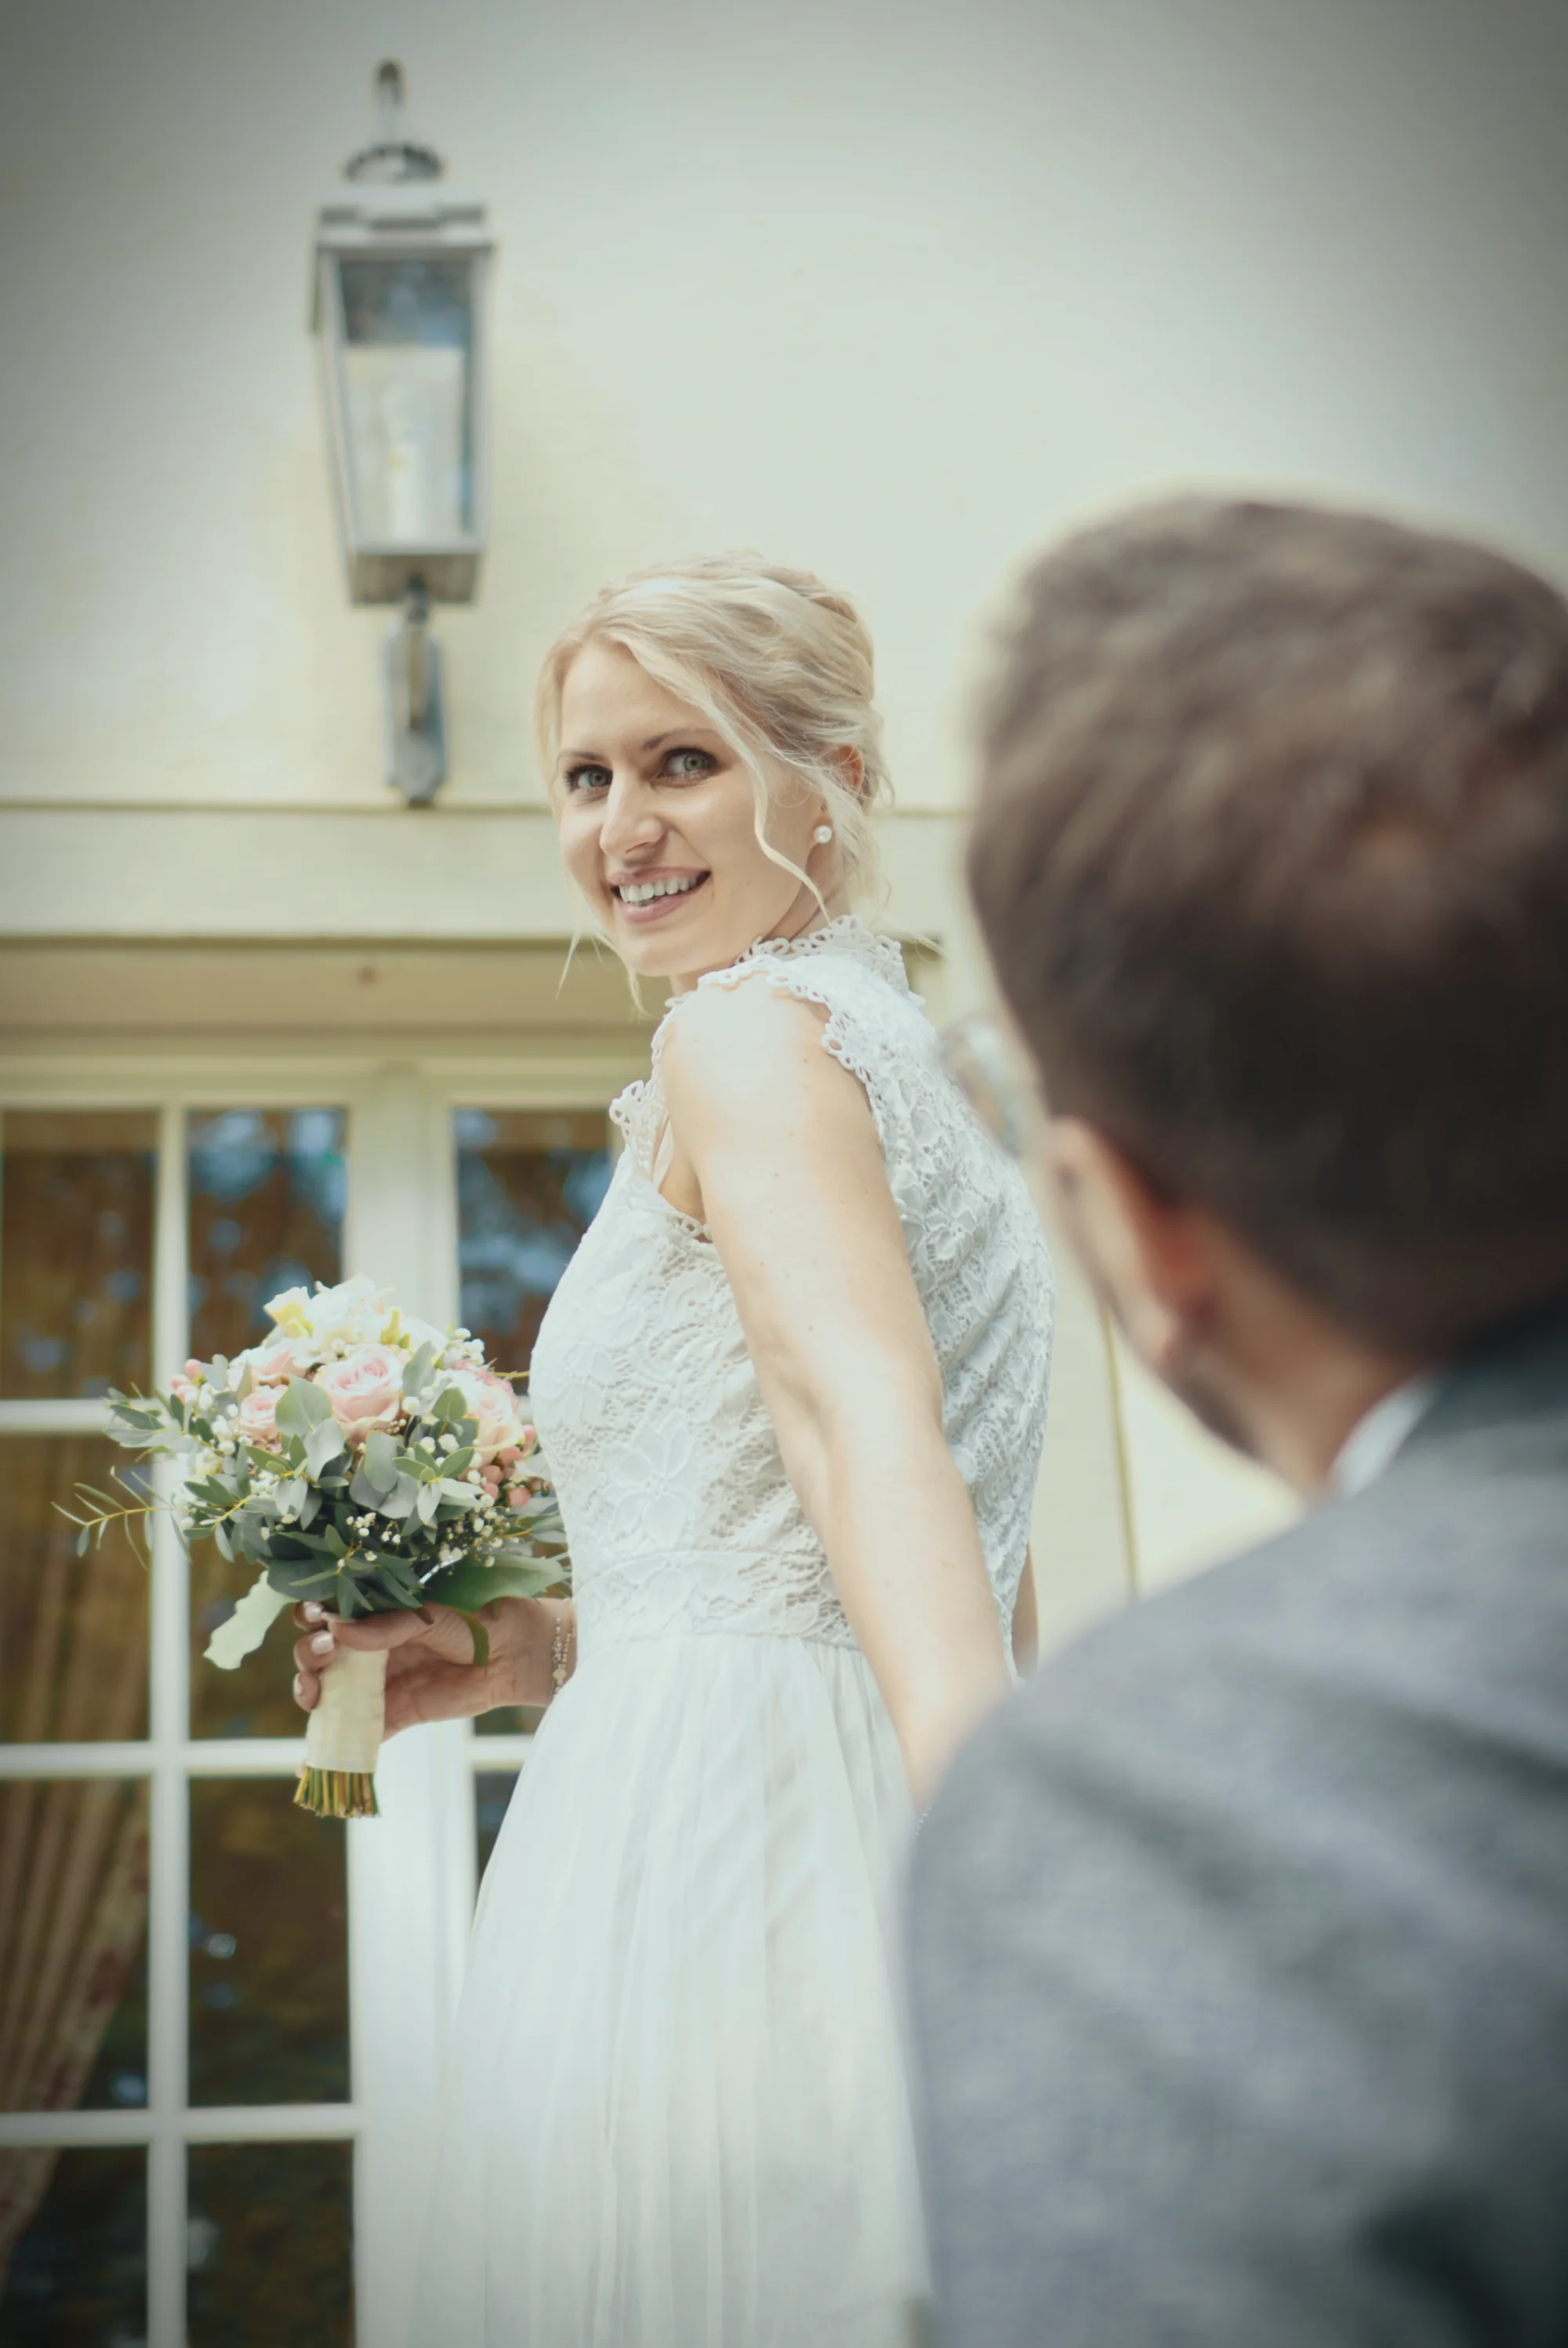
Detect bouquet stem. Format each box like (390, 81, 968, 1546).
(296, 1644, 388, 1820)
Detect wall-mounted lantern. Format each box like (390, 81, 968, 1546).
(312, 63, 493, 803)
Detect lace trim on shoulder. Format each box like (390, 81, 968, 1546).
(679, 914, 913, 1005)
(615, 915, 921, 1244)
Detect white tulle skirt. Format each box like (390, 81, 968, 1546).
(409, 1629, 927, 2348)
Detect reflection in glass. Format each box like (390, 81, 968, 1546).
(475, 1769, 521, 1891)
(338, 255, 475, 546)
(0, 1435, 149, 1743)
(188, 1782, 348, 2106)
(187, 1109, 347, 1366)
(190, 1535, 303, 1742)
(456, 1109, 607, 1738)
(0, 1111, 155, 1401)
(0, 1781, 149, 2114)
(0, 2144, 145, 2346)
(454, 1107, 609, 1378)
(187, 2141, 352, 2348)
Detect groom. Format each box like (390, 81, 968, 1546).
(911, 499, 1568, 2343)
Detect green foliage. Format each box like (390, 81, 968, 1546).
(58, 1359, 571, 1670)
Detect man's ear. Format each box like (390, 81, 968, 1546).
(1043, 1118, 1217, 1376)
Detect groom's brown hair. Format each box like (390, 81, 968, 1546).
(969, 496, 1568, 1353)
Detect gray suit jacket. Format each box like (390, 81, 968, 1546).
(909, 1316, 1568, 2346)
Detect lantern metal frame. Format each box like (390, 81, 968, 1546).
(312, 183, 494, 607)
(310, 65, 494, 802)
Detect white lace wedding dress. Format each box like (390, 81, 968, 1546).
(412, 918, 1053, 2347)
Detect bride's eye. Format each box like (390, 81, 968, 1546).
(662, 747, 717, 780)
(563, 762, 612, 794)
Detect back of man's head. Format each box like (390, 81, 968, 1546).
(970, 497, 1568, 1356)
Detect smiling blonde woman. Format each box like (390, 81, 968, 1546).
(294, 554, 1054, 2347)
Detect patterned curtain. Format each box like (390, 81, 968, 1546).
(0, 1438, 152, 2283)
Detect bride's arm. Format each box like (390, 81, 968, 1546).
(659, 979, 1011, 1806)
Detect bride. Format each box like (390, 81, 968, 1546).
(293, 556, 1053, 2346)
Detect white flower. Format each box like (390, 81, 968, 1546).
(265, 1273, 396, 1356)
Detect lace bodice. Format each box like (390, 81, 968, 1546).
(528, 918, 1054, 1656)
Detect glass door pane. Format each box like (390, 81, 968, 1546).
(0, 1111, 156, 1399)
(0, 1436, 149, 1744)
(187, 1783, 348, 2107)
(187, 1109, 347, 1365)
(0, 2144, 146, 2346)
(187, 2142, 353, 2348)
(0, 1779, 149, 2114)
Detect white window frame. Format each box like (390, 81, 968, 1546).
(0, 1043, 637, 2348)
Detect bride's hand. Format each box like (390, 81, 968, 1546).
(291, 1596, 568, 1737)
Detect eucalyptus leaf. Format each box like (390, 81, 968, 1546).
(275, 1376, 333, 1435)
(376, 1471, 420, 1521)
(416, 1481, 441, 1526)
(361, 1430, 399, 1496)
(349, 1458, 383, 1510)
(402, 1341, 436, 1398)
(304, 1417, 347, 1477)
(427, 1557, 566, 1608)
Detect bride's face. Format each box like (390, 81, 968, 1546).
(554, 640, 841, 990)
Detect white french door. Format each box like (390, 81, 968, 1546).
(0, 1046, 633, 2348)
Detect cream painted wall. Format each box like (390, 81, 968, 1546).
(2, 0, 1565, 1623)
(0, 0, 1565, 818)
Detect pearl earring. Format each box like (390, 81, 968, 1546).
(813, 823, 834, 845)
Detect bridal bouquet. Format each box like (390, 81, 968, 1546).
(64, 1275, 568, 1819)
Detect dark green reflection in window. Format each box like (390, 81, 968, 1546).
(188, 1781, 348, 2106)
(187, 1109, 347, 1367)
(475, 1768, 521, 1892)
(0, 2144, 145, 2346)
(0, 1110, 155, 1401)
(0, 1435, 149, 1743)
(187, 2140, 352, 2348)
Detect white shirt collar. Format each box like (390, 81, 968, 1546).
(1331, 1372, 1443, 1498)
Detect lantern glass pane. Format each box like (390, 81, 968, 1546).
(337, 256, 475, 546)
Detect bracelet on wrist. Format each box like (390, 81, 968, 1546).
(548, 1608, 573, 1697)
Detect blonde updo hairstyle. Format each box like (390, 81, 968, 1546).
(535, 554, 892, 918)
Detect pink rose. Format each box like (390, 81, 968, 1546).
(316, 1347, 405, 1445)
(243, 1335, 307, 1387)
(237, 1384, 283, 1450)
(444, 1368, 527, 1463)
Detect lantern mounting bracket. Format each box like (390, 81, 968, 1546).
(380, 580, 447, 805)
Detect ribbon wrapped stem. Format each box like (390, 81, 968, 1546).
(295, 1644, 387, 1820)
